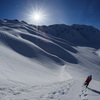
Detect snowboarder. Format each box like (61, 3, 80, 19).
(84, 75, 92, 88)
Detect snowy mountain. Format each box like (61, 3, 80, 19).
(0, 19, 100, 100)
(38, 24, 100, 47)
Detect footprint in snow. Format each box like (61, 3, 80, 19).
(79, 86, 88, 100)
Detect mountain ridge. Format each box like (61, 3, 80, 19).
(0, 19, 100, 100)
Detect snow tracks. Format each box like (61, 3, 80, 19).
(0, 80, 74, 100)
(79, 86, 88, 100)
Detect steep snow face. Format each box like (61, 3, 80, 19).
(38, 24, 100, 48)
(0, 19, 100, 81)
(0, 19, 75, 85)
(0, 20, 100, 100)
(71, 24, 100, 43)
(0, 20, 78, 64)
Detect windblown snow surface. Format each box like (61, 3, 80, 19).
(0, 19, 100, 100)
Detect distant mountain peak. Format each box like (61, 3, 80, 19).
(0, 19, 100, 48)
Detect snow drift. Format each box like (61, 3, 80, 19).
(0, 19, 100, 100)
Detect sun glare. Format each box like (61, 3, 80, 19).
(34, 13, 41, 21)
(27, 6, 49, 25)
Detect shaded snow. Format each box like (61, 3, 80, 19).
(0, 19, 100, 100)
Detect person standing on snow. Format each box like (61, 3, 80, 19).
(84, 75, 92, 87)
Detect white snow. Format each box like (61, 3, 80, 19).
(0, 19, 100, 100)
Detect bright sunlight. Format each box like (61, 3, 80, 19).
(27, 6, 49, 25)
(34, 12, 42, 21)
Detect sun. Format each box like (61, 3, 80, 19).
(34, 13, 41, 21)
(27, 6, 49, 25)
(33, 12, 43, 22)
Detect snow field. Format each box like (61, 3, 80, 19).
(0, 20, 100, 100)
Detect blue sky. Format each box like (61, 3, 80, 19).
(0, 0, 100, 29)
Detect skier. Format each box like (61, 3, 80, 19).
(84, 75, 92, 88)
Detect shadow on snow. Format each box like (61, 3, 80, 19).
(88, 87, 100, 95)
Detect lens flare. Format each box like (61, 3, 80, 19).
(27, 5, 49, 25)
(34, 13, 41, 21)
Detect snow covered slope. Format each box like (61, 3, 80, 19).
(0, 19, 100, 100)
(38, 24, 100, 48)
